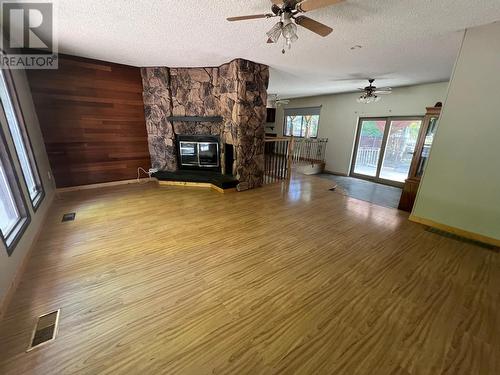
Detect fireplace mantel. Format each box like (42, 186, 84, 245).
(167, 116, 223, 123)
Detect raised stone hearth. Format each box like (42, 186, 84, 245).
(141, 59, 269, 189)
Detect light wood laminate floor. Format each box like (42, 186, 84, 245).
(0, 175, 499, 374)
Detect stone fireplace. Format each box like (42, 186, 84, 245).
(140, 59, 269, 189)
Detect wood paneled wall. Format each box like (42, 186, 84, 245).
(27, 55, 150, 188)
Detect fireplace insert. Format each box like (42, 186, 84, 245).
(177, 135, 220, 170)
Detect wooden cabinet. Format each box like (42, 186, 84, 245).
(398, 105, 441, 212)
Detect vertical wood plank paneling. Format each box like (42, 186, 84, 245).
(27, 55, 150, 188)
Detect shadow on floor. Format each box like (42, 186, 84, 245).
(318, 174, 402, 209)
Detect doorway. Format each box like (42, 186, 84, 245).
(350, 117, 423, 186)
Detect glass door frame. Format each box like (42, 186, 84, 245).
(350, 116, 423, 188)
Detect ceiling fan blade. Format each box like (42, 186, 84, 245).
(294, 16, 333, 37)
(374, 91, 392, 95)
(296, 0, 344, 12)
(227, 14, 272, 22)
(270, 0, 283, 4)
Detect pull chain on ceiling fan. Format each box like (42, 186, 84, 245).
(227, 0, 345, 53)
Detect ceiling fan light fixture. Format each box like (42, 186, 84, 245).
(278, 19, 298, 53)
(357, 79, 391, 103)
(229, 0, 344, 52)
(356, 95, 366, 104)
(357, 94, 381, 104)
(282, 22, 298, 42)
(266, 20, 298, 53)
(267, 21, 283, 43)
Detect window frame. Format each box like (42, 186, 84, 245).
(0, 68, 45, 210)
(283, 106, 321, 138)
(0, 125, 31, 256)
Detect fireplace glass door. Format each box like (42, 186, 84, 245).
(179, 142, 198, 166)
(198, 143, 219, 167)
(179, 140, 219, 168)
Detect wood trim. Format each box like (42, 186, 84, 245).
(265, 137, 293, 142)
(56, 178, 153, 193)
(158, 181, 212, 188)
(409, 214, 500, 247)
(0, 193, 54, 321)
(166, 116, 223, 123)
(425, 106, 442, 116)
(286, 137, 294, 180)
(157, 180, 236, 194)
(210, 185, 236, 194)
(407, 107, 441, 180)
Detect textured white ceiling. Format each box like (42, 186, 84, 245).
(51, 0, 500, 98)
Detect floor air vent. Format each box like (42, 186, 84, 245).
(62, 212, 76, 222)
(425, 227, 497, 250)
(27, 309, 60, 351)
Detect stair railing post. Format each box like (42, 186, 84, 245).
(286, 136, 294, 181)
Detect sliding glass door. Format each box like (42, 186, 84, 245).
(352, 119, 386, 177)
(351, 117, 422, 186)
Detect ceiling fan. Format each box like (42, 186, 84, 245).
(227, 0, 345, 53)
(268, 94, 290, 107)
(276, 97, 290, 106)
(357, 79, 392, 104)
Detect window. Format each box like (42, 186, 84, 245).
(0, 160, 20, 236)
(0, 69, 44, 209)
(0, 128, 30, 255)
(283, 107, 321, 138)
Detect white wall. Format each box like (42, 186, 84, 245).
(274, 82, 449, 175)
(413, 22, 500, 241)
(0, 69, 55, 310)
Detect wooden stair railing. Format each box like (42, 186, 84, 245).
(264, 137, 294, 184)
(264, 137, 328, 184)
(292, 138, 328, 166)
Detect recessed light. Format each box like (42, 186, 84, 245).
(350, 45, 362, 50)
